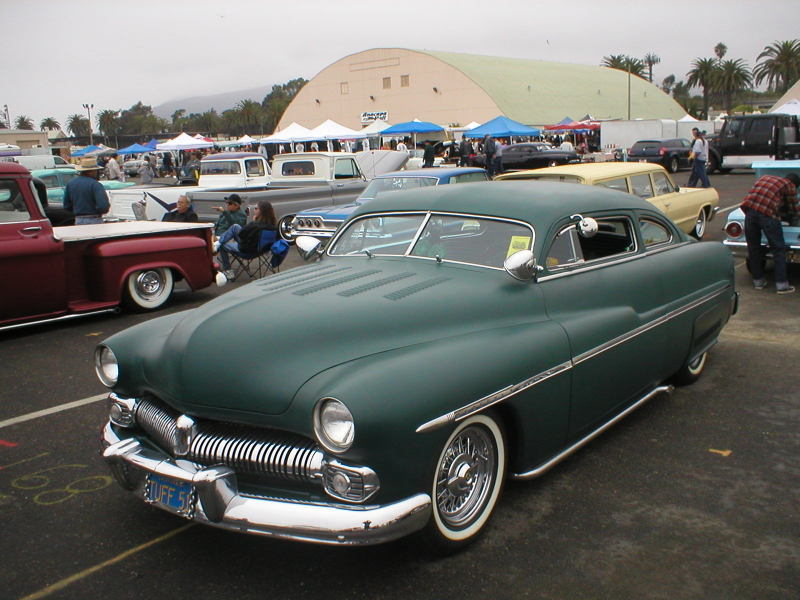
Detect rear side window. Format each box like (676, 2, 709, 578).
(640, 218, 672, 247)
(630, 174, 653, 199)
(450, 172, 489, 184)
(281, 161, 315, 176)
(201, 161, 241, 175)
(597, 177, 628, 193)
(652, 172, 675, 195)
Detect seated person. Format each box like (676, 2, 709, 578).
(214, 199, 277, 276)
(162, 195, 198, 222)
(213, 193, 247, 238)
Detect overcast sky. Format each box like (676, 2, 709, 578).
(4, 0, 798, 130)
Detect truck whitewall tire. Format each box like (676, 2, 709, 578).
(123, 268, 174, 311)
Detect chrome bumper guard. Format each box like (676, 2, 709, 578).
(101, 423, 431, 545)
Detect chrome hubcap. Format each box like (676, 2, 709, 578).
(436, 426, 495, 529)
(135, 270, 163, 297)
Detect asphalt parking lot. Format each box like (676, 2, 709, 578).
(1, 171, 798, 600)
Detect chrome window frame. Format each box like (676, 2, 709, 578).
(543, 214, 638, 275)
(326, 210, 536, 271)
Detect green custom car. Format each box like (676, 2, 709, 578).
(97, 181, 737, 552)
(31, 168, 134, 206)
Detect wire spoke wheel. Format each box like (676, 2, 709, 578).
(425, 413, 506, 552)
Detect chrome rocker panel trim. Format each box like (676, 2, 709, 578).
(101, 423, 431, 545)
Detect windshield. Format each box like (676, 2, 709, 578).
(361, 176, 438, 200)
(329, 212, 534, 269)
(200, 161, 242, 176)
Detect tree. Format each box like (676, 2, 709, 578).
(237, 99, 263, 134)
(753, 39, 800, 93)
(40, 117, 60, 131)
(261, 77, 308, 132)
(97, 109, 120, 143)
(15, 115, 34, 130)
(171, 109, 187, 131)
(644, 53, 661, 83)
(601, 55, 645, 77)
(715, 58, 753, 112)
(686, 57, 719, 119)
(117, 102, 169, 136)
(661, 74, 676, 95)
(714, 43, 728, 62)
(67, 114, 90, 138)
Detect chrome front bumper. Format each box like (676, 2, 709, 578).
(101, 422, 431, 545)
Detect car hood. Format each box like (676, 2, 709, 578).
(298, 201, 362, 220)
(129, 259, 530, 417)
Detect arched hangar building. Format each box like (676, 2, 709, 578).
(278, 48, 686, 131)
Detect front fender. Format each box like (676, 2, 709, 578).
(288, 319, 571, 502)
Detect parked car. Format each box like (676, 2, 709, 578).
(98, 180, 737, 552)
(473, 142, 578, 172)
(496, 162, 719, 239)
(30, 168, 134, 206)
(285, 167, 489, 240)
(405, 148, 444, 169)
(626, 138, 692, 173)
(723, 159, 800, 262)
(122, 156, 165, 178)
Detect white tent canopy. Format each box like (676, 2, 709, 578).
(238, 134, 257, 144)
(156, 132, 214, 150)
(771, 99, 800, 116)
(359, 120, 392, 135)
(259, 122, 314, 143)
(308, 119, 366, 140)
(678, 114, 699, 122)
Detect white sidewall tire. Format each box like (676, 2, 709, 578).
(125, 267, 174, 311)
(693, 209, 707, 239)
(430, 414, 506, 543)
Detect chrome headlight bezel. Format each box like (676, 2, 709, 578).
(95, 345, 119, 387)
(313, 397, 355, 454)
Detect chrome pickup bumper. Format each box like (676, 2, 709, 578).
(101, 422, 431, 545)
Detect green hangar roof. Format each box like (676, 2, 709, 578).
(420, 50, 686, 124)
(278, 48, 686, 130)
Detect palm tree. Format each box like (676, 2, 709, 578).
(686, 57, 719, 119)
(661, 74, 676, 95)
(753, 39, 800, 93)
(715, 59, 753, 112)
(97, 109, 120, 144)
(237, 99, 263, 134)
(714, 43, 727, 62)
(14, 115, 34, 130)
(67, 114, 90, 138)
(171, 109, 186, 131)
(644, 53, 661, 83)
(601, 54, 646, 77)
(40, 117, 60, 131)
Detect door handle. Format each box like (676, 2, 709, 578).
(335, 183, 344, 188)
(21, 226, 42, 234)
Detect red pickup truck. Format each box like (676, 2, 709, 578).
(0, 161, 222, 331)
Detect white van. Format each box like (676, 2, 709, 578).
(12, 155, 75, 170)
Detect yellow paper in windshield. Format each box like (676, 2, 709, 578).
(506, 236, 532, 258)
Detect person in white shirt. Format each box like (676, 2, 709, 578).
(559, 137, 575, 152)
(106, 153, 124, 181)
(396, 139, 408, 152)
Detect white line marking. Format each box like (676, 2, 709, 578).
(0, 393, 108, 429)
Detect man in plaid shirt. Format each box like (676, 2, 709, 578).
(741, 172, 800, 294)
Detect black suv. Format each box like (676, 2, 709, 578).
(627, 138, 692, 173)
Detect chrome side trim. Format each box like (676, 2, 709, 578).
(416, 360, 573, 433)
(0, 308, 118, 333)
(417, 284, 731, 435)
(572, 286, 731, 366)
(511, 385, 674, 480)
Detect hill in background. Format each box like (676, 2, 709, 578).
(153, 84, 274, 119)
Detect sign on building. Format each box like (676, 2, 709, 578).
(361, 111, 388, 124)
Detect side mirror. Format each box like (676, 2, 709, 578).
(570, 214, 598, 238)
(296, 235, 323, 261)
(504, 250, 542, 282)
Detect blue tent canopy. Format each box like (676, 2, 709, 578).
(463, 116, 540, 138)
(145, 138, 159, 149)
(71, 144, 102, 157)
(380, 120, 444, 135)
(117, 143, 154, 155)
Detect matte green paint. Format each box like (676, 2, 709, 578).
(102, 181, 735, 504)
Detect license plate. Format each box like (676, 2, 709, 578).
(146, 474, 195, 517)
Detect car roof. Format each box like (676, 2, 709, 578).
(202, 152, 262, 160)
(376, 167, 486, 179)
(495, 162, 669, 181)
(30, 168, 77, 176)
(350, 180, 655, 225)
(0, 161, 29, 175)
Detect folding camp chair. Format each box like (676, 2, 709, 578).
(228, 230, 290, 280)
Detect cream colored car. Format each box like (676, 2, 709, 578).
(496, 162, 719, 238)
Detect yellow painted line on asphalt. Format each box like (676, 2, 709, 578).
(20, 524, 196, 600)
(0, 394, 107, 430)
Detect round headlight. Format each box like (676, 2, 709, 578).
(95, 346, 119, 387)
(313, 398, 354, 453)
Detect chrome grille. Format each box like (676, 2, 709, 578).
(134, 396, 323, 484)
